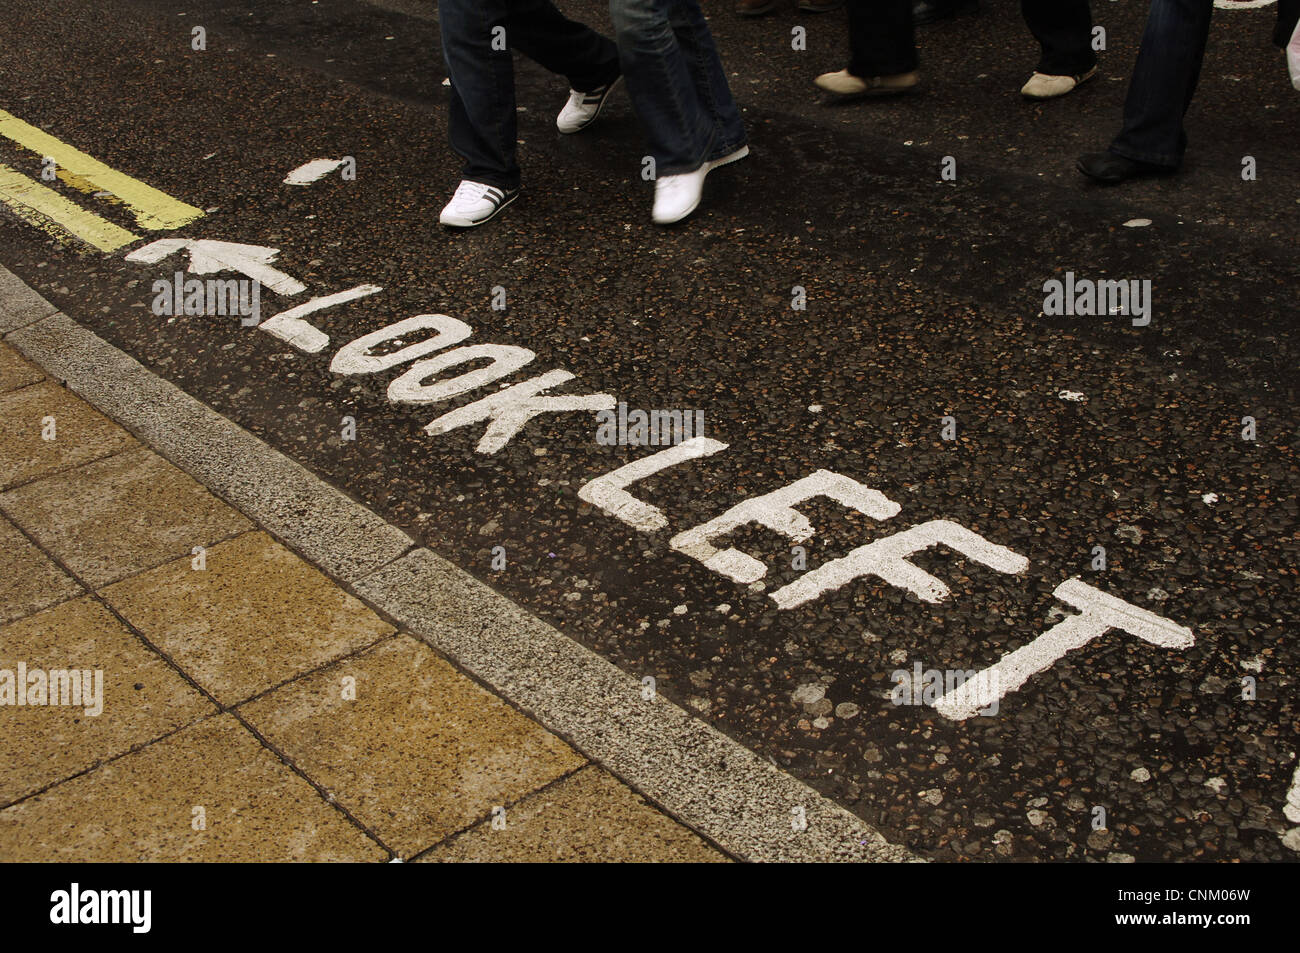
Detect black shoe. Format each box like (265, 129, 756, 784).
(1076, 151, 1175, 185)
(912, 0, 978, 25)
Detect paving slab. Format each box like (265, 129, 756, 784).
(239, 635, 586, 858)
(101, 530, 395, 705)
(356, 547, 914, 862)
(7, 312, 415, 584)
(0, 712, 385, 861)
(0, 595, 215, 805)
(0, 513, 80, 625)
(0, 380, 135, 490)
(0, 445, 251, 587)
(419, 765, 728, 863)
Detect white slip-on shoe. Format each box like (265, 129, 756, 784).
(652, 165, 709, 225)
(814, 68, 919, 97)
(556, 76, 623, 134)
(1021, 66, 1097, 99)
(651, 147, 748, 225)
(438, 180, 519, 228)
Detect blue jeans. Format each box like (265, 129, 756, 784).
(608, 0, 746, 176)
(439, 0, 620, 190)
(1109, 0, 1213, 169)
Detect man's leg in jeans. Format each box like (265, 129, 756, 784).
(1276, 0, 1300, 46)
(610, 0, 716, 174)
(666, 0, 746, 162)
(508, 0, 621, 92)
(440, 0, 520, 190)
(1109, 0, 1213, 168)
(1021, 0, 1094, 76)
(846, 0, 917, 79)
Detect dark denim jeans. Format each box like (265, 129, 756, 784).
(1277, 0, 1300, 47)
(439, 0, 620, 190)
(1109, 0, 1214, 169)
(608, 0, 746, 176)
(846, 0, 1093, 79)
(1022, 0, 1094, 76)
(846, 0, 917, 78)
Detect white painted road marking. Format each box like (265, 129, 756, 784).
(422, 368, 615, 454)
(258, 284, 382, 352)
(119, 238, 1197, 720)
(330, 314, 472, 374)
(670, 470, 901, 585)
(389, 343, 537, 405)
(1285, 764, 1300, 824)
(126, 239, 306, 296)
(770, 518, 1029, 610)
(579, 437, 730, 532)
(284, 158, 348, 185)
(935, 577, 1195, 720)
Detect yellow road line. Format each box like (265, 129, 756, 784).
(0, 109, 203, 231)
(0, 164, 138, 252)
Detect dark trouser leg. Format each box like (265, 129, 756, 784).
(611, 0, 731, 175)
(846, 0, 918, 78)
(668, 0, 747, 162)
(1276, 0, 1300, 46)
(509, 0, 621, 91)
(441, 0, 519, 190)
(440, 0, 619, 189)
(1022, 0, 1094, 76)
(1109, 0, 1213, 169)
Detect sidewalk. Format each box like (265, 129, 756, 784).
(0, 333, 725, 862)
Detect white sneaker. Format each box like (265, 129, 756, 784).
(438, 180, 519, 228)
(556, 76, 622, 134)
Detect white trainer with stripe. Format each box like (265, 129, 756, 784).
(438, 180, 519, 228)
(556, 76, 622, 134)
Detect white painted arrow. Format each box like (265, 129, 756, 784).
(125, 239, 306, 296)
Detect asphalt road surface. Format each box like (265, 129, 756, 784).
(1, 0, 1297, 861)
